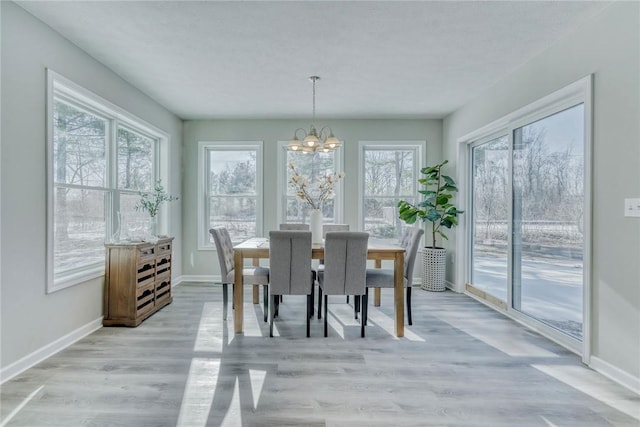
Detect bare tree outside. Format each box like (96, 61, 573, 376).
(363, 148, 415, 241)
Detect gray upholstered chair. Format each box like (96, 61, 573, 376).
(322, 224, 349, 237)
(319, 224, 351, 302)
(365, 226, 424, 325)
(209, 227, 270, 322)
(268, 230, 315, 337)
(317, 232, 369, 337)
(279, 223, 309, 231)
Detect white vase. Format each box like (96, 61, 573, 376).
(145, 217, 159, 243)
(310, 209, 323, 244)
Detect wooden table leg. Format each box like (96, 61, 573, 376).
(252, 258, 260, 304)
(374, 259, 382, 306)
(234, 251, 244, 334)
(394, 251, 405, 338)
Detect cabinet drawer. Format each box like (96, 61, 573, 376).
(157, 240, 172, 256)
(137, 244, 156, 263)
(155, 274, 171, 300)
(136, 262, 156, 287)
(156, 256, 171, 276)
(136, 282, 155, 316)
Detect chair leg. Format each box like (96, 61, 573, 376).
(318, 287, 323, 319)
(323, 295, 328, 337)
(310, 284, 315, 318)
(275, 295, 279, 318)
(306, 295, 311, 337)
(364, 288, 369, 326)
(222, 283, 228, 321)
(361, 293, 368, 338)
(407, 286, 412, 326)
(354, 296, 360, 319)
(263, 285, 269, 323)
(346, 295, 349, 304)
(269, 294, 277, 337)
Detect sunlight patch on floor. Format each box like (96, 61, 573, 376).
(366, 309, 425, 342)
(249, 369, 266, 409)
(0, 385, 44, 427)
(532, 364, 640, 421)
(436, 314, 557, 357)
(326, 311, 345, 338)
(176, 358, 219, 427)
(242, 303, 264, 337)
(194, 303, 223, 352)
(540, 416, 559, 426)
(220, 377, 242, 427)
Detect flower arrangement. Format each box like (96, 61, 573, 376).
(288, 163, 344, 210)
(135, 180, 179, 218)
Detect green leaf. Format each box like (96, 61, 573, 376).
(442, 175, 455, 186)
(425, 209, 440, 222)
(436, 194, 451, 205)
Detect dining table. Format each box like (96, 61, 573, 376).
(233, 237, 407, 337)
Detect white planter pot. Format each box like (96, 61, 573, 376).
(422, 247, 446, 291)
(310, 209, 323, 244)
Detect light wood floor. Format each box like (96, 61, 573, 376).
(2, 283, 639, 426)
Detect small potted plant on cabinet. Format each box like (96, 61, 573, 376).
(398, 160, 463, 291)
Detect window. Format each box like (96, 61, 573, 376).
(359, 141, 424, 241)
(277, 142, 343, 224)
(198, 142, 263, 248)
(47, 70, 166, 293)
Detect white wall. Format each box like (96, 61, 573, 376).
(0, 2, 183, 371)
(443, 2, 640, 382)
(182, 119, 442, 277)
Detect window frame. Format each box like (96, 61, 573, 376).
(276, 140, 344, 225)
(357, 141, 425, 237)
(197, 141, 264, 250)
(46, 70, 168, 293)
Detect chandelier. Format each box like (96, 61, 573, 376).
(287, 76, 341, 153)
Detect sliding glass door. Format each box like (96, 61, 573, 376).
(512, 105, 585, 340)
(468, 101, 586, 344)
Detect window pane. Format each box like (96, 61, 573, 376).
(206, 149, 258, 243)
(209, 150, 257, 196)
(362, 146, 419, 241)
(364, 197, 409, 240)
(471, 136, 509, 301)
(119, 192, 151, 241)
(364, 149, 414, 196)
(285, 151, 338, 223)
(53, 100, 107, 187)
(53, 187, 106, 274)
(117, 127, 153, 191)
(209, 196, 256, 242)
(285, 197, 336, 223)
(512, 104, 584, 340)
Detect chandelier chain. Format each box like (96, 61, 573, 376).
(311, 76, 317, 128)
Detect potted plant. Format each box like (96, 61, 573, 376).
(398, 160, 463, 291)
(135, 180, 179, 241)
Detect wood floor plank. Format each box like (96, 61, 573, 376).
(1, 283, 638, 426)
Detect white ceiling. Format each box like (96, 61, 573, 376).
(17, 1, 610, 120)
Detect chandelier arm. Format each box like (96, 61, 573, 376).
(317, 126, 334, 140)
(293, 127, 308, 139)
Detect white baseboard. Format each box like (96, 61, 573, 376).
(590, 356, 640, 395)
(1, 317, 103, 384)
